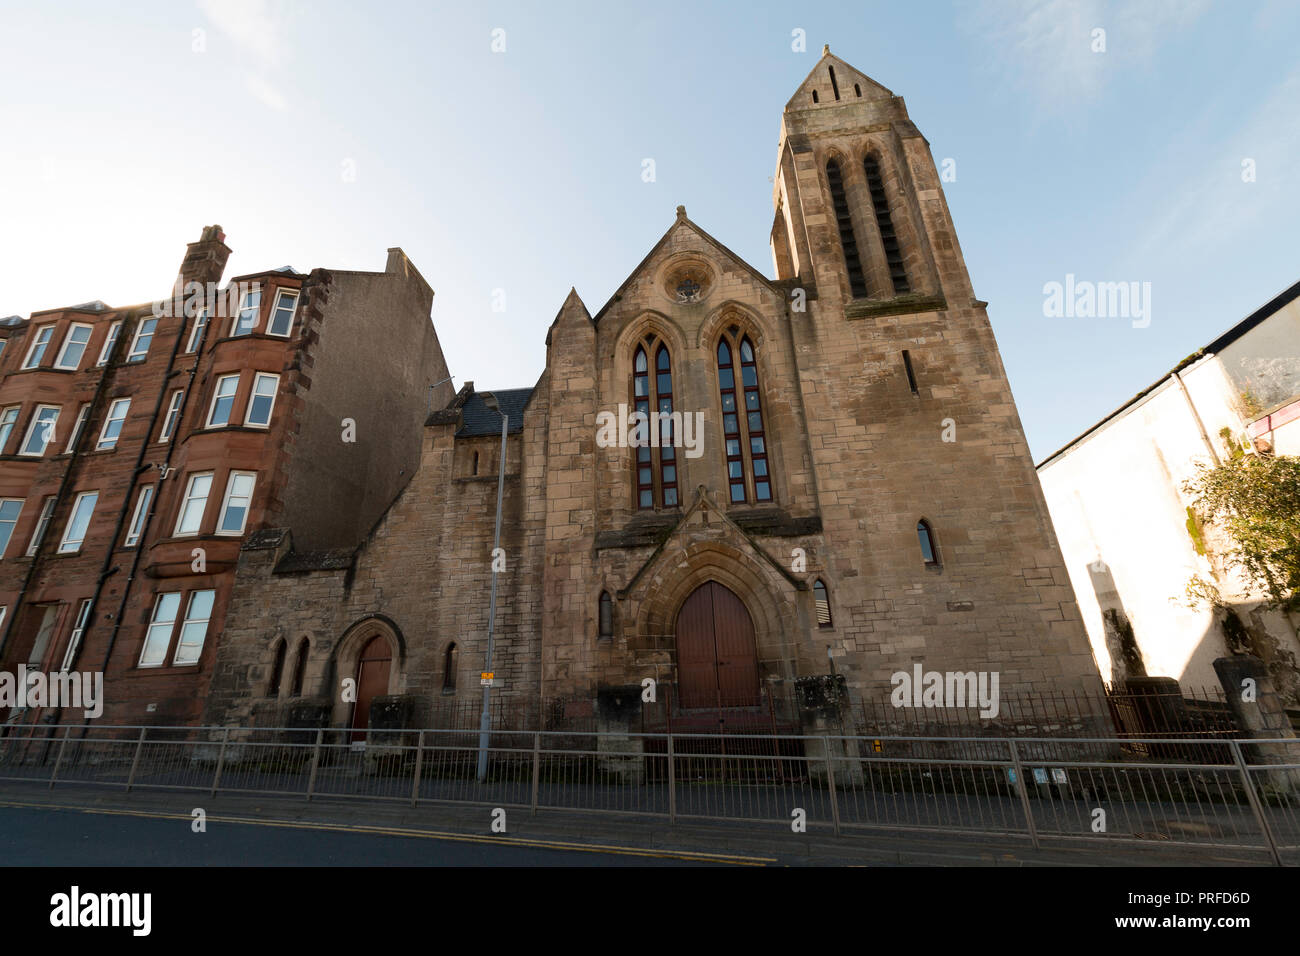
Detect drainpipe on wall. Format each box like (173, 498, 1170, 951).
(0, 310, 126, 664)
(1172, 368, 1222, 467)
(97, 299, 217, 675)
(52, 307, 186, 685)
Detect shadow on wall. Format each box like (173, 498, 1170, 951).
(1086, 557, 1147, 686)
(1216, 603, 1300, 707)
(1087, 555, 1300, 707)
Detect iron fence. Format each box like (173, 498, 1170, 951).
(1, 724, 1297, 864)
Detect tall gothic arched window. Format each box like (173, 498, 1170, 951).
(826, 158, 867, 299)
(632, 337, 678, 509)
(716, 328, 772, 504)
(656, 346, 678, 507)
(863, 154, 909, 294)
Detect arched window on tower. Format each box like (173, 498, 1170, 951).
(826, 158, 867, 299)
(290, 637, 309, 696)
(814, 579, 832, 628)
(443, 642, 458, 694)
(598, 591, 613, 640)
(917, 519, 940, 567)
(716, 328, 773, 504)
(632, 338, 678, 510)
(267, 639, 286, 697)
(863, 154, 910, 295)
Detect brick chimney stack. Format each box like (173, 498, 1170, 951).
(177, 223, 232, 288)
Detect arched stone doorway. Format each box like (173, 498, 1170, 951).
(351, 635, 392, 740)
(674, 581, 760, 709)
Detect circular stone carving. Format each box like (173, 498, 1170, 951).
(661, 259, 714, 304)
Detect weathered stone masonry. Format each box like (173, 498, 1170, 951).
(205, 50, 1104, 733)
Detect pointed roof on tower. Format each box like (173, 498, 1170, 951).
(785, 44, 893, 113)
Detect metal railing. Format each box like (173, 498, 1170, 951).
(2, 724, 1297, 864)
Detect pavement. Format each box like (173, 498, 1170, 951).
(0, 780, 1280, 866)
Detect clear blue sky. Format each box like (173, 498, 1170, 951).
(1, 1, 1296, 460)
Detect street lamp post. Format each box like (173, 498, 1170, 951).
(477, 393, 507, 782)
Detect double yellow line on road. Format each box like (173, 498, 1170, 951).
(0, 798, 774, 866)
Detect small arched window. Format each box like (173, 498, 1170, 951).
(813, 579, 832, 628)
(598, 591, 613, 640)
(267, 639, 286, 697)
(826, 158, 867, 298)
(443, 642, 458, 693)
(716, 329, 772, 504)
(472, 451, 479, 475)
(290, 637, 309, 696)
(917, 519, 939, 567)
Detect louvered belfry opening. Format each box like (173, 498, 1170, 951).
(826, 158, 867, 299)
(863, 154, 910, 295)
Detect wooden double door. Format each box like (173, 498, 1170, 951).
(674, 582, 761, 709)
(350, 635, 392, 741)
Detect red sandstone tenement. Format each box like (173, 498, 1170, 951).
(0, 228, 451, 726)
(201, 50, 1104, 737)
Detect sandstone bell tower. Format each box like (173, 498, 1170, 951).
(768, 47, 1103, 698)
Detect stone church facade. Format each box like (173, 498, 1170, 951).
(203, 50, 1103, 734)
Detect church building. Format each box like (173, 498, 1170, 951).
(203, 49, 1103, 735)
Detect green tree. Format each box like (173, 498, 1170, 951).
(1183, 452, 1300, 620)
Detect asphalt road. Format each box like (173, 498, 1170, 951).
(0, 804, 745, 866)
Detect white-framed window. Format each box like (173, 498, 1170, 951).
(173, 589, 215, 665)
(126, 317, 157, 362)
(26, 495, 57, 556)
(206, 374, 239, 427)
(0, 498, 24, 558)
(124, 485, 153, 548)
(231, 289, 261, 336)
(96, 398, 131, 449)
(96, 321, 122, 366)
(60, 598, 94, 672)
(267, 289, 298, 337)
(245, 373, 278, 427)
(139, 592, 180, 666)
(185, 309, 209, 353)
(159, 389, 184, 442)
(65, 403, 92, 453)
(217, 471, 256, 535)
(22, 324, 55, 369)
(57, 491, 98, 553)
(19, 405, 60, 456)
(174, 472, 212, 536)
(0, 339, 6, 362)
(54, 323, 94, 370)
(0, 405, 20, 453)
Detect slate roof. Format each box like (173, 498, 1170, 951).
(456, 388, 532, 437)
(276, 549, 355, 573)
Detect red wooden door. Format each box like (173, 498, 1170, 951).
(351, 635, 392, 740)
(674, 582, 760, 709)
(676, 585, 720, 709)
